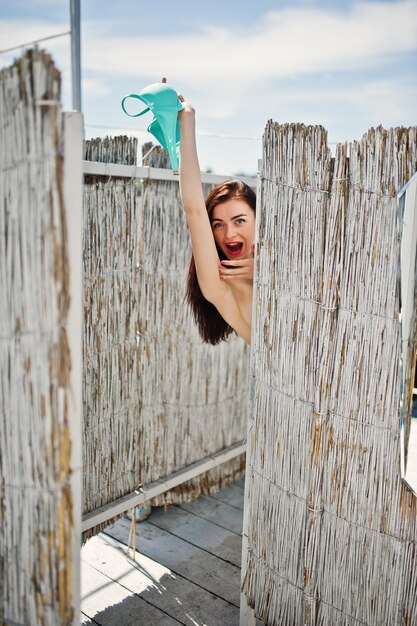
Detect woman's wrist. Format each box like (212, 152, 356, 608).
(179, 103, 195, 122)
(179, 111, 196, 142)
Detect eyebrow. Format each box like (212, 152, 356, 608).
(211, 214, 247, 222)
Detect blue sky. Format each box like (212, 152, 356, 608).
(1, 0, 416, 175)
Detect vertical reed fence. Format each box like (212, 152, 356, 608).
(243, 123, 417, 625)
(82, 141, 249, 539)
(0, 50, 80, 625)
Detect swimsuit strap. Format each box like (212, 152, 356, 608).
(121, 94, 150, 117)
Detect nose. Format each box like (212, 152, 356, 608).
(225, 222, 236, 238)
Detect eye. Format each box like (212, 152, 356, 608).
(212, 222, 223, 229)
(235, 218, 246, 225)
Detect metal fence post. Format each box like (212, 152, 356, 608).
(70, 0, 82, 111)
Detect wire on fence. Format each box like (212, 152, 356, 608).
(0, 31, 71, 55)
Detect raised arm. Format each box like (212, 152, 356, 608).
(173, 85, 252, 344)
(178, 101, 227, 303)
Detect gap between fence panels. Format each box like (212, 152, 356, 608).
(82, 160, 257, 188)
(82, 441, 246, 533)
(64, 111, 84, 626)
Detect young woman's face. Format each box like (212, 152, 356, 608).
(211, 198, 255, 260)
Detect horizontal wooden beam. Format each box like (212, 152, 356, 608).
(82, 160, 257, 187)
(82, 441, 246, 532)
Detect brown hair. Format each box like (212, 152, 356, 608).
(185, 179, 256, 345)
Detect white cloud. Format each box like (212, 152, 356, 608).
(68, 0, 417, 127)
(82, 76, 111, 98)
(256, 73, 417, 142)
(1, 1, 415, 173)
(338, 75, 417, 124)
(2, 3, 416, 109)
(84, 124, 149, 140)
(0, 19, 69, 52)
(82, 0, 417, 86)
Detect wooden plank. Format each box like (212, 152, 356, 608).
(149, 506, 242, 567)
(178, 494, 243, 535)
(82, 442, 246, 533)
(104, 517, 241, 606)
(82, 160, 257, 187)
(210, 483, 245, 510)
(82, 533, 239, 626)
(81, 559, 182, 625)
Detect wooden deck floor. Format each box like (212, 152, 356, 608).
(81, 478, 259, 626)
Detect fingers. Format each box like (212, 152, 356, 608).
(219, 265, 249, 276)
(219, 265, 253, 279)
(219, 257, 253, 281)
(220, 259, 252, 268)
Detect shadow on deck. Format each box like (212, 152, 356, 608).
(81, 478, 261, 626)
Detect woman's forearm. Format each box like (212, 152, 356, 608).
(178, 105, 225, 302)
(179, 109, 206, 212)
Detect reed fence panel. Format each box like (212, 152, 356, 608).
(0, 50, 78, 626)
(82, 142, 249, 539)
(243, 123, 417, 625)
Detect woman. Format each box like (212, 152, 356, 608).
(171, 80, 256, 345)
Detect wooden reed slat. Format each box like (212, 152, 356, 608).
(0, 50, 75, 625)
(243, 122, 417, 625)
(82, 142, 249, 540)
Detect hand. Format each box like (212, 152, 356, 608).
(219, 245, 255, 282)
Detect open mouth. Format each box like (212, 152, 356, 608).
(225, 242, 244, 256)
